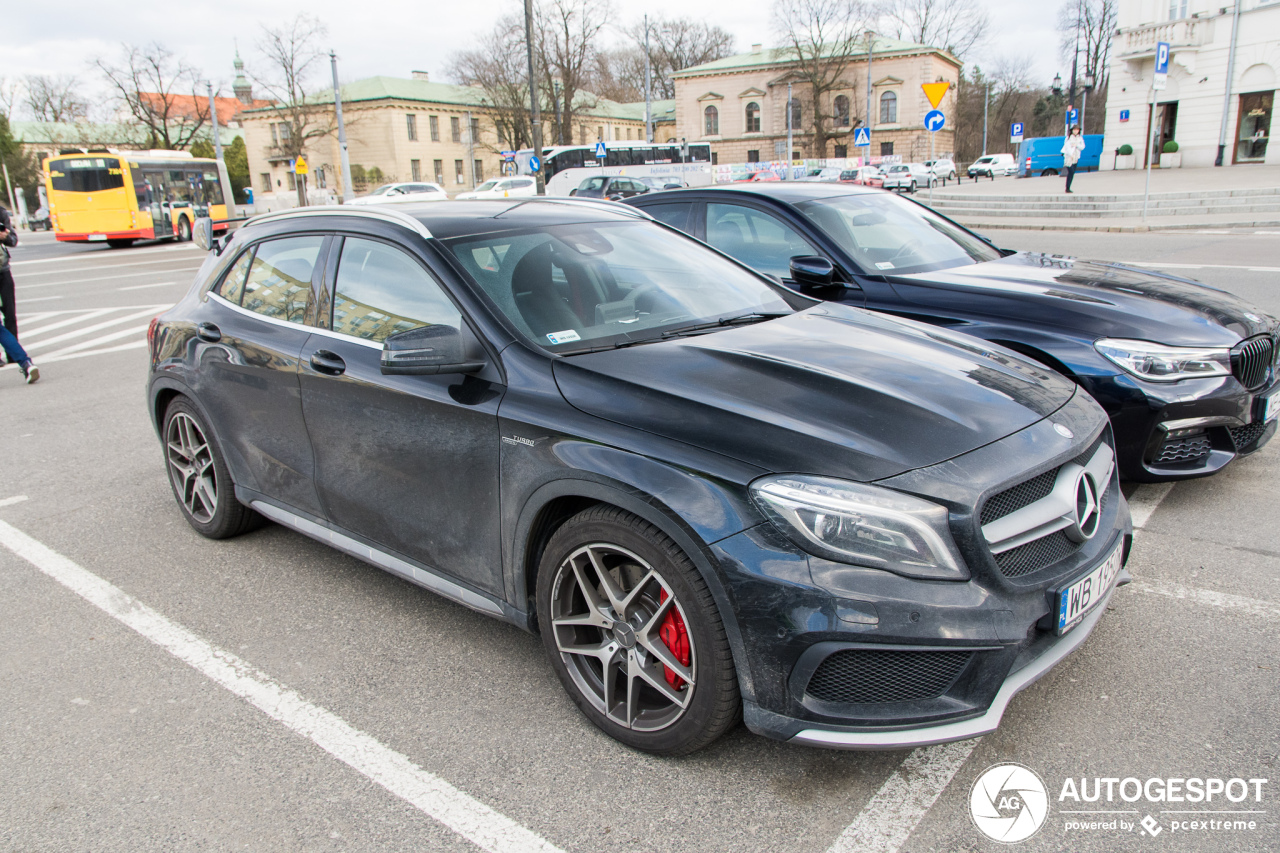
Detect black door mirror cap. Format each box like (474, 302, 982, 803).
(380, 324, 486, 376)
(789, 255, 838, 289)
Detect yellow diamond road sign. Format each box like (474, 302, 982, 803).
(921, 82, 950, 109)
(294, 156, 309, 175)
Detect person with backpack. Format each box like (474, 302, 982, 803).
(0, 206, 38, 383)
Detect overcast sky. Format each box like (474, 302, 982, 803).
(3, 0, 1068, 118)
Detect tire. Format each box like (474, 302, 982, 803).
(177, 216, 192, 242)
(908, 181, 916, 193)
(162, 397, 261, 539)
(536, 506, 740, 755)
(1041, 169, 1058, 177)
(107, 239, 135, 249)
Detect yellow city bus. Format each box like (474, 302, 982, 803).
(44, 150, 231, 248)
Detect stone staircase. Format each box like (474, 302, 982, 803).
(920, 186, 1280, 220)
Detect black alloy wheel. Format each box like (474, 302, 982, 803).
(163, 398, 260, 539)
(536, 506, 740, 755)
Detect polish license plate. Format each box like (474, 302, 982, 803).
(1261, 390, 1279, 423)
(87, 234, 107, 241)
(1056, 542, 1123, 635)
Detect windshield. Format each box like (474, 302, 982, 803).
(796, 192, 1001, 276)
(369, 184, 395, 196)
(887, 165, 909, 173)
(474, 180, 499, 192)
(444, 221, 792, 352)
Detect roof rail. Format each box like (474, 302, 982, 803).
(247, 205, 433, 239)
(527, 197, 653, 219)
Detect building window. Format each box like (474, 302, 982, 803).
(406, 114, 418, 141)
(787, 98, 802, 130)
(880, 91, 897, 124)
(470, 117, 480, 143)
(711, 152, 718, 165)
(411, 159, 421, 181)
(745, 102, 760, 133)
(881, 141, 894, 155)
(270, 124, 278, 145)
(473, 159, 483, 183)
(286, 171, 296, 191)
(1168, 0, 1187, 19)
(433, 159, 444, 184)
(454, 159, 464, 184)
(429, 116, 440, 141)
(316, 167, 326, 188)
(260, 172, 271, 191)
(834, 144, 848, 158)
(704, 105, 719, 136)
(277, 122, 291, 142)
(579, 124, 587, 144)
(597, 126, 604, 141)
(747, 149, 760, 163)
(451, 116, 461, 143)
(834, 95, 851, 127)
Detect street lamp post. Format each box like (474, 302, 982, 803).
(786, 81, 793, 180)
(331, 51, 354, 203)
(865, 30, 874, 165)
(981, 79, 990, 156)
(524, 0, 545, 194)
(643, 15, 653, 143)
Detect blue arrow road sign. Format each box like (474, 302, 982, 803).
(853, 126, 871, 147)
(594, 141, 607, 158)
(1154, 41, 1170, 75)
(528, 155, 541, 172)
(924, 110, 945, 132)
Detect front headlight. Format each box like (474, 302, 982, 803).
(1095, 338, 1231, 382)
(750, 475, 968, 580)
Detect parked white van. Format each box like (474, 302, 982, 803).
(967, 154, 1018, 177)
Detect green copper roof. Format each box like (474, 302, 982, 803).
(673, 38, 955, 77)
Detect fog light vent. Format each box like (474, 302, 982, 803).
(805, 649, 974, 704)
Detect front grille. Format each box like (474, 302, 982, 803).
(1229, 421, 1269, 452)
(994, 530, 1080, 578)
(1153, 433, 1212, 465)
(981, 469, 1056, 525)
(1232, 336, 1274, 391)
(805, 649, 974, 704)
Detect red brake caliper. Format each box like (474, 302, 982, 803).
(657, 590, 691, 689)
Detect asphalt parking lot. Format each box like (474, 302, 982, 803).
(1, 227, 1276, 852)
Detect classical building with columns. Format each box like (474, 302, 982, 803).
(671, 38, 960, 165)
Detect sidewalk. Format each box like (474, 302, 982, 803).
(935, 164, 1280, 198)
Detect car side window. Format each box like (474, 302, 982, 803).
(241, 236, 324, 323)
(582, 177, 606, 192)
(331, 237, 462, 343)
(217, 248, 255, 305)
(705, 203, 818, 280)
(645, 202, 694, 234)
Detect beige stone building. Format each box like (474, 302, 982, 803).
(240, 73, 652, 203)
(672, 38, 961, 165)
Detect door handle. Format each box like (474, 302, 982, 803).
(309, 350, 346, 376)
(196, 322, 221, 342)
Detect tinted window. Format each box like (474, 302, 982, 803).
(242, 236, 323, 323)
(48, 158, 125, 192)
(705, 204, 818, 280)
(332, 237, 461, 343)
(199, 170, 225, 205)
(218, 249, 255, 304)
(644, 203, 694, 233)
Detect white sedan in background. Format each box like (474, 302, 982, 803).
(347, 182, 448, 205)
(455, 177, 538, 200)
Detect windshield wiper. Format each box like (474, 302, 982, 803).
(658, 311, 791, 340)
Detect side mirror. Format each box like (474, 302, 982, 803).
(789, 255, 837, 289)
(381, 324, 485, 376)
(192, 217, 218, 253)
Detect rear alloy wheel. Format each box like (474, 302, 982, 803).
(163, 398, 260, 539)
(177, 216, 192, 242)
(537, 507, 739, 755)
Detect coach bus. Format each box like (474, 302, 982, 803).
(44, 150, 231, 248)
(517, 142, 715, 197)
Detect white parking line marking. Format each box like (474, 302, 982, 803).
(0, 339, 148, 368)
(41, 323, 152, 358)
(119, 281, 178, 291)
(21, 308, 124, 338)
(0, 520, 565, 853)
(0, 496, 29, 508)
(1127, 483, 1175, 529)
(24, 267, 202, 289)
(826, 740, 977, 853)
(11, 246, 202, 267)
(1131, 581, 1280, 619)
(20, 296, 64, 303)
(25, 307, 165, 352)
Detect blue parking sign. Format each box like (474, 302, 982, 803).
(1154, 41, 1170, 75)
(1010, 122, 1024, 142)
(853, 126, 871, 147)
(1067, 108, 1079, 125)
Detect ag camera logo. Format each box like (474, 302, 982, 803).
(970, 763, 1050, 843)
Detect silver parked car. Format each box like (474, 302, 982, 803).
(880, 163, 936, 193)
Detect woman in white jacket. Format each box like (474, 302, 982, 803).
(1061, 125, 1085, 193)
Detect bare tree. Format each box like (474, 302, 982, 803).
(0, 78, 22, 119)
(538, 0, 610, 146)
(882, 0, 990, 59)
(23, 74, 90, 123)
(250, 15, 336, 163)
(590, 47, 647, 104)
(627, 17, 736, 100)
(773, 0, 876, 158)
(94, 46, 209, 148)
(1058, 0, 1118, 88)
(448, 16, 537, 150)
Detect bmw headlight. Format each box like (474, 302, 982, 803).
(750, 475, 968, 580)
(1094, 338, 1231, 382)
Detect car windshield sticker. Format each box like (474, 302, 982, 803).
(546, 329, 581, 345)
(876, 262, 895, 270)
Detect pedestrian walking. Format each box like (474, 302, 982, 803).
(0, 206, 39, 383)
(1062, 126, 1085, 194)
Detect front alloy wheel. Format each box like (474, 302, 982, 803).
(162, 397, 260, 539)
(537, 507, 739, 755)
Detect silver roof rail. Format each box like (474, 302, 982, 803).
(525, 197, 653, 219)
(246, 205, 433, 239)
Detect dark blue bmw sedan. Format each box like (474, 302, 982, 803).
(149, 200, 1130, 754)
(628, 184, 1280, 482)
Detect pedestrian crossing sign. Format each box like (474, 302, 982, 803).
(853, 127, 871, 147)
(595, 141, 607, 158)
